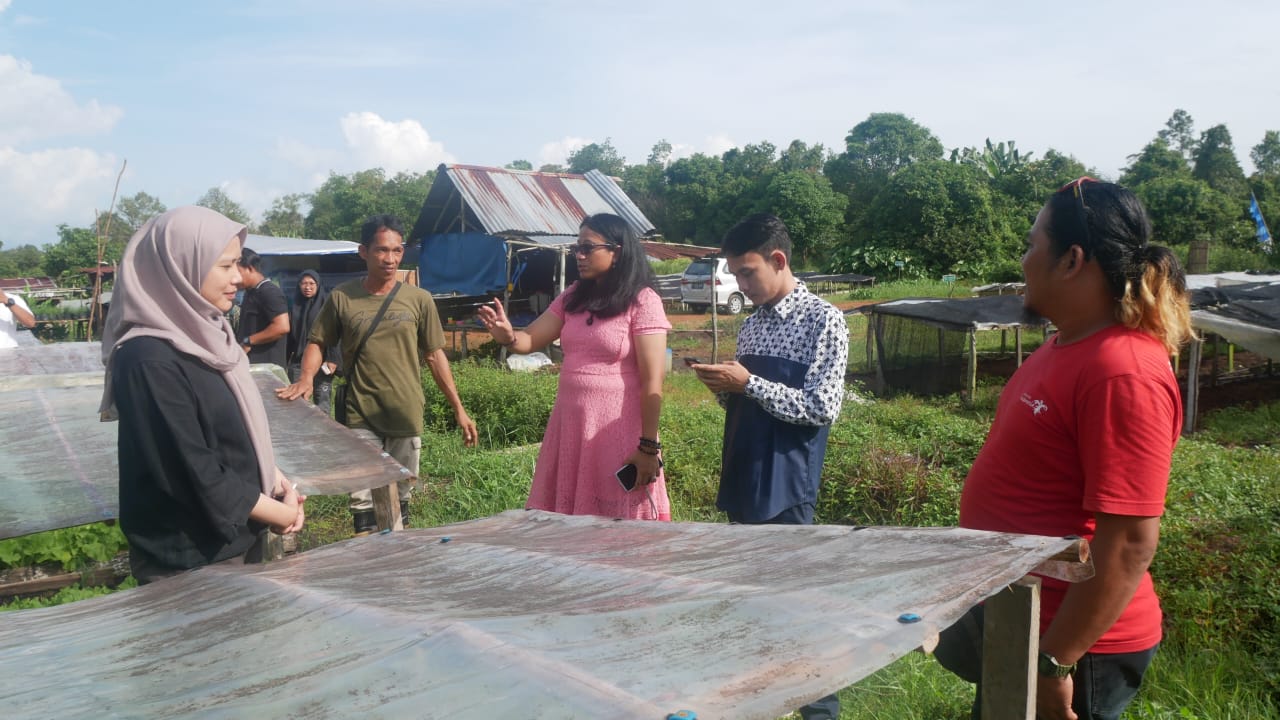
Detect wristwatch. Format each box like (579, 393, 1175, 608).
(1038, 651, 1077, 678)
(4, 298, 14, 308)
(240, 335, 252, 347)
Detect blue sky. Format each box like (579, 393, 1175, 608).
(2, 0, 1277, 247)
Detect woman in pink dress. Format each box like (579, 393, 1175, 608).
(478, 213, 671, 520)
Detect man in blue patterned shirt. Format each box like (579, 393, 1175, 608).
(692, 212, 850, 718)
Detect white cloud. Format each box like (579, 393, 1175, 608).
(338, 111, 454, 174)
(0, 55, 123, 146)
(0, 145, 120, 245)
(0, 1, 12, 14)
(538, 136, 590, 167)
(703, 134, 737, 157)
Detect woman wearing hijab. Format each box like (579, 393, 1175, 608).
(287, 269, 340, 416)
(101, 206, 305, 584)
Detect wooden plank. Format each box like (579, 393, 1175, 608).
(371, 483, 403, 532)
(1183, 338, 1203, 435)
(1015, 327, 1023, 368)
(0, 571, 80, 597)
(981, 576, 1041, 720)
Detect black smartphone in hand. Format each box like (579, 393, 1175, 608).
(683, 356, 703, 366)
(616, 463, 639, 492)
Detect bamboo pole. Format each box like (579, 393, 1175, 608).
(88, 159, 127, 341)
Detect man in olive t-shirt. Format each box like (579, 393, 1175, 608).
(277, 214, 477, 533)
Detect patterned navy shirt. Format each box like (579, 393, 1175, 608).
(717, 281, 849, 522)
(730, 281, 849, 426)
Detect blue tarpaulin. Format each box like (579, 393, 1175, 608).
(418, 233, 508, 297)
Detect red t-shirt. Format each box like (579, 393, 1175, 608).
(960, 324, 1181, 653)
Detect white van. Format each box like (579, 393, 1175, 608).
(680, 257, 751, 314)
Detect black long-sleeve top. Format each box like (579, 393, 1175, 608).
(111, 336, 264, 574)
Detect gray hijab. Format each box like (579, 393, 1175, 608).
(100, 206, 277, 494)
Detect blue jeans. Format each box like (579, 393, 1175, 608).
(934, 604, 1157, 720)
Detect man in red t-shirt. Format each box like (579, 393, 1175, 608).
(934, 180, 1194, 720)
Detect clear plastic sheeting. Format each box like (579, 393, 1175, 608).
(1, 340, 106, 375)
(0, 343, 409, 539)
(0, 511, 1086, 720)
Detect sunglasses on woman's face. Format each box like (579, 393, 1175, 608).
(572, 242, 616, 256)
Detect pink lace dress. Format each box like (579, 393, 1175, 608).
(527, 285, 672, 520)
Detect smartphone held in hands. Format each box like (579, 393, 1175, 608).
(616, 463, 639, 492)
(683, 356, 703, 366)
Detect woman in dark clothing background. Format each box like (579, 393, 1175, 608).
(287, 269, 340, 416)
(100, 206, 305, 584)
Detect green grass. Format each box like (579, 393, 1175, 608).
(846, 278, 970, 302)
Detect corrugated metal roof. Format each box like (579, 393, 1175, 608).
(584, 169, 656, 235)
(412, 165, 657, 241)
(244, 234, 360, 256)
(0, 510, 1087, 719)
(0, 277, 58, 291)
(641, 241, 717, 262)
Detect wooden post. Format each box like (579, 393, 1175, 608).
(1210, 334, 1219, 387)
(872, 313, 887, 396)
(966, 329, 978, 405)
(865, 317, 875, 373)
(711, 287, 720, 364)
(981, 576, 1041, 720)
(371, 483, 403, 532)
(1183, 338, 1203, 435)
(499, 243, 514, 365)
(1015, 327, 1023, 367)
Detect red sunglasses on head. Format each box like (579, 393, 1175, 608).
(1058, 176, 1100, 247)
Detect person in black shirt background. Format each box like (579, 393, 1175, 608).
(100, 206, 305, 584)
(236, 247, 290, 368)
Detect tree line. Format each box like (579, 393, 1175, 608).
(3, 109, 1277, 283)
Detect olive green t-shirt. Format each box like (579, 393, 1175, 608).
(309, 280, 446, 437)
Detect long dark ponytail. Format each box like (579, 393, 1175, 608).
(1045, 180, 1195, 353)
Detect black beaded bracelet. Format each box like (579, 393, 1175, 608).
(637, 445, 660, 455)
(639, 437, 661, 449)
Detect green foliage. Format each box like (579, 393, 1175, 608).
(0, 522, 129, 571)
(845, 278, 955, 301)
(43, 224, 113, 280)
(1122, 138, 1192, 188)
(1251, 130, 1280, 180)
(756, 170, 848, 263)
(566, 139, 626, 176)
(1, 578, 137, 612)
(1197, 400, 1280, 447)
(504, 160, 533, 171)
(649, 257, 692, 276)
(1135, 176, 1249, 248)
(818, 397, 986, 527)
(0, 243, 47, 277)
(305, 168, 434, 242)
(1193, 124, 1249, 200)
(1156, 440, 1280, 695)
(858, 159, 1021, 276)
(195, 187, 252, 226)
(258, 193, 307, 238)
(422, 361, 559, 446)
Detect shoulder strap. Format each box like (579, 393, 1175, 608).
(345, 282, 401, 374)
